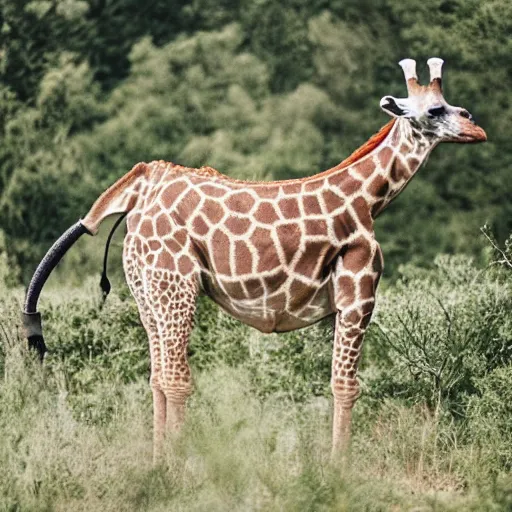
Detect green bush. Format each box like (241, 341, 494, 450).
(467, 364, 512, 473)
(2, 240, 512, 507)
(42, 280, 148, 394)
(39, 284, 333, 403)
(243, 320, 332, 400)
(366, 254, 512, 416)
(0, 229, 20, 288)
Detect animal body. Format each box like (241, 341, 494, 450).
(23, 58, 486, 458)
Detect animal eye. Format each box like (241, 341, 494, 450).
(460, 110, 472, 120)
(427, 106, 446, 117)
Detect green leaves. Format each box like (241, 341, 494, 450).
(367, 254, 512, 415)
(0, 0, 511, 280)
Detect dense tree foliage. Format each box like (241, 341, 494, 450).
(0, 0, 510, 280)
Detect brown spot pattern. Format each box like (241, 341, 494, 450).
(337, 276, 355, 307)
(378, 147, 393, 168)
(149, 240, 161, 251)
(156, 251, 176, 270)
(200, 184, 227, 197)
(282, 183, 302, 194)
(225, 216, 251, 235)
(334, 211, 358, 241)
(192, 215, 209, 236)
(140, 219, 154, 238)
(288, 279, 317, 309)
(367, 175, 389, 198)
(221, 280, 246, 300)
(351, 197, 373, 230)
(278, 197, 300, 219)
(174, 229, 187, 246)
(305, 219, 328, 236)
(343, 238, 372, 273)
(294, 241, 325, 278)
(359, 275, 375, 299)
(254, 202, 279, 223)
(256, 187, 279, 199)
(156, 214, 172, 237)
(251, 227, 280, 272)
(262, 271, 287, 292)
(166, 239, 181, 253)
(204, 199, 224, 223)
(267, 292, 286, 309)
(161, 181, 188, 208)
(128, 212, 141, 231)
(211, 229, 231, 275)
(178, 255, 194, 275)
(344, 309, 361, 325)
(304, 179, 323, 192)
(371, 200, 385, 217)
(276, 224, 302, 264)
(322, 189, 344, 213)
(302, 195, 322, 215)
(372, 247, 384, 273)
(408, 157, 420, 169)
(353, 159, 376, 179)
(175, 190, 201, 223)
(340, 176, 363, 196)
(391, 158, 410, 182)
(244, 277, 264, 296)
(226, 192, 255, 214)
(234, 241, 253, 274)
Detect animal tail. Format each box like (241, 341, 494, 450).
(21, 162, 148, 360)
(99, 212, 128, 301)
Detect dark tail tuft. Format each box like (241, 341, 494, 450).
(100, 271, 111, 301)
(28, 335, 47, 361)
(22, 311, 47, 361)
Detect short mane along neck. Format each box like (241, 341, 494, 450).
(333, 119, 397, 171)
(326, 118, 438, 218)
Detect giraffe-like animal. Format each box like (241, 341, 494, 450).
(23, 58, 486, 457)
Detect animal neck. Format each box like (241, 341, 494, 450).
(325, 118, 438, 218)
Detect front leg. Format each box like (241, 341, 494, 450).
(331, 239, 383, 455)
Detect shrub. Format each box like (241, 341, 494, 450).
(42, 279, 148, 394)
(466, 364, 512, 473)
(365, 254, 512, 416)
(0, 229, 20, 288)
(243, 320, 332, 400)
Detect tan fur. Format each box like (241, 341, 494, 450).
(82, 162, 148, 234)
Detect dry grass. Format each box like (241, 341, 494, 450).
(1, 273, 510, 511)
(0, 346, 506, 512)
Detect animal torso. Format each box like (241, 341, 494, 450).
(121, 119, 431, 333)
(123, 160, 375, 332)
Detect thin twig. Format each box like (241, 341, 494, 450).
(480, 227, 512, 270)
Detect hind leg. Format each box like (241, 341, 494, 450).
(124, 258, 168, 457)
(143, 313, 167, 454)
(143, 268, 197, 441)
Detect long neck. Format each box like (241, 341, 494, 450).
(327, 119, 438, 218)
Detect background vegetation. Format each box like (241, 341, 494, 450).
(1, 234, 511, 510)
(0, 0, 511, 278)
(0, 0, 511, 510)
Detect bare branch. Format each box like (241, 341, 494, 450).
(481, 227, 512, 270)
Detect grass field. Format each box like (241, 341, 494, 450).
(1, 253, 511, 511)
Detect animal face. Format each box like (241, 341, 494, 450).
(380, 58, 487, 144)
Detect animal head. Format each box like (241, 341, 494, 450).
(380, 58, 487, 143)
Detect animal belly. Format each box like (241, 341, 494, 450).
(202, 273, 335, 333)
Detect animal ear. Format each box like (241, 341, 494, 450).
(380, 96, 414, 118)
